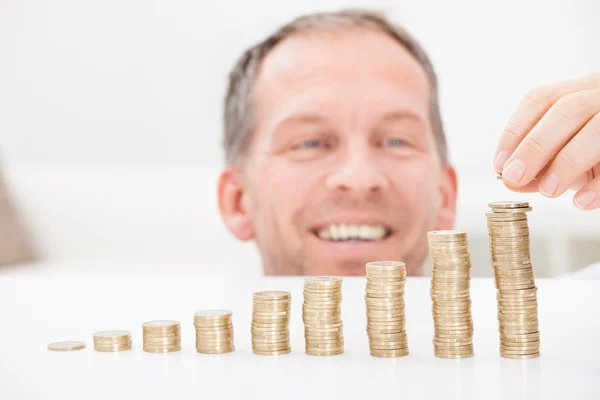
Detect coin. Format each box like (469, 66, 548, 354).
(47, 341, 86, 352)
(487, 201, 540, 359)
(306, 349, 344, 356)
(304, 277, 344, 356)
(427, 230, 474, 359)
(251, 291, 291, 356)
(253, 348, 291, 356)
(92, 330, 132, 352)
(143, 346, 181, 353)
(93, 330, 129, 339)
(370, 348, 410, 358)
(142, 320, 181, 354)
(94, 345, 132, 352)
(192, 310, 234, 354)
(488, 201, 531, 209)
(364, 261, 408, 358)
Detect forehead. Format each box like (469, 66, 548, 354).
(253, 27, 431, 115)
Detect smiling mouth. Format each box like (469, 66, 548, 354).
(312, 224, 392, 242)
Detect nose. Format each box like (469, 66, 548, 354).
(325, 145, 389, 194)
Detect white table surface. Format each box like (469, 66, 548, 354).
(1, 275, 599, 399)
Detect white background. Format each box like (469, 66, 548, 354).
(2, 0, 600, 169)
(1, 0, 600, 277)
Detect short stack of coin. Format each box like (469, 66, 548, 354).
(428, 230, 474, 359)
(194, 310, 235, 354)
(93, 330, 132, 352)
(365, 261, 409, 358)
(487, 201, 540, 359)
(142, 320, 181, 353)
(303, 277, 344, 356)
(251, 291, 291, 356)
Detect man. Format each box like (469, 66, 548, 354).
(217, 9, 600, 276)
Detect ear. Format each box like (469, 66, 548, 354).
(217, 167, 254, 241)
(435, 163, 458, 230)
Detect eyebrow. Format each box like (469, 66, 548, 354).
(271, 110, 424, 138)
(378, 110, 425, 125)
(275, 113, 330, 129)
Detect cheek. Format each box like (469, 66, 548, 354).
(255, 160, 320, 232)
(387, 159, 440, 212)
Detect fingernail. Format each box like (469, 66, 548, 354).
(494, 150, 510, 173)
(502, 159, 526, 184)
(574, 189, 596, 209)
(539, 173, 559, 197)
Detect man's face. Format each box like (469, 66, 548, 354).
(221, 28, 457, 276)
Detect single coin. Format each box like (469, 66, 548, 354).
(370, 349, 409, 358)
(366, 261, 406, 269)
(253, 348, 291, 356)
(488, 201, 530, 209)
(48, 341, 86, 352)
(93, 330, 130, 339)
(143, 320, 180, 329)
(195, 309, 232, 318)
(305, 276, 343, 284)
(253, 291, 291, 300)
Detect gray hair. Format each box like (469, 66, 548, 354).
(223, 9, 448, 165)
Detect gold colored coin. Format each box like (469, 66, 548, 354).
(253, 348, 291, 356)
(370, 349, 409, 358)
(47, 341, 86, 352)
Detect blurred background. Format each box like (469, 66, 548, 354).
(1, 0, 599, 278)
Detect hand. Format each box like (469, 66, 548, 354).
(494, 74, 600, 210)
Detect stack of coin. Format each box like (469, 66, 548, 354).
(428, 230, 474, 359)
(303, 277, 344, 356)
(487, 201, 540, 359)
(93, 330, 132, 352)
(251, 291, 291, 356)
(142, 320, 181, 353)
(365, 261, 409, 358)
(194, 310, 235, 354)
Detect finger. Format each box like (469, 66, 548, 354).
(503, 171, 588, 192)
(494, 73, 600, 173)
(573, 170, 600, 210)
(538, 111, 600, 197)
(569, 171, 592, 192)
(505, 89, 600, 188)
(500, 178, 539, 193)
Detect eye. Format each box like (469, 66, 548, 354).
(287, 135, 334, 161)
(299, 139, 324, 149)
(384, 138, 407, 147)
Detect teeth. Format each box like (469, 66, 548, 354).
(317, 224, 388, 241)
(348, 225, 358, 238)
(330, 225, 340, 240)
(339, 224, 348, 239)
(318, 230, 331, 240)
(359, 225, 369, 239)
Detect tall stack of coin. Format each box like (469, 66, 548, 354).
(487, 201, 540, 359)
(365, 261, 409, 358)
(142, 320, 181, 353)
(251, 291, 291, 356)
(303, 277, 344, 356)
(428, 230, 474, 359)
(194, 310, 235, 354)
(93, 330, 132, 352)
